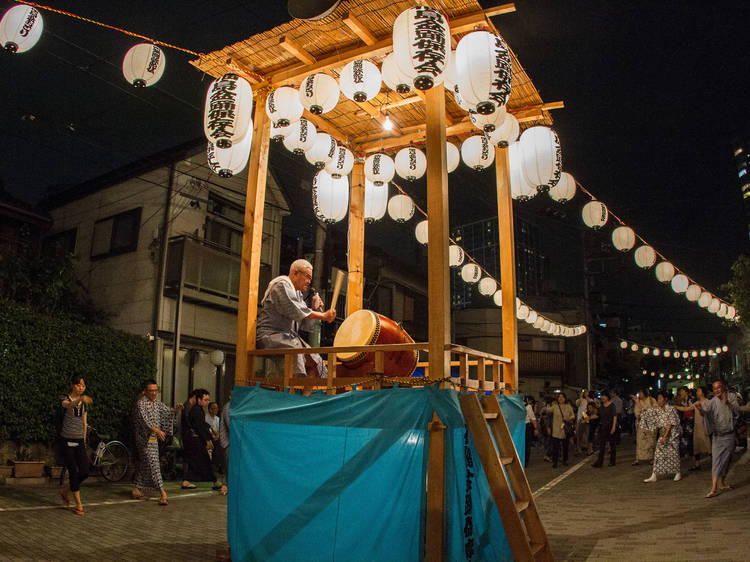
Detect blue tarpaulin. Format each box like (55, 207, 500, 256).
(228, 386, 526, 562)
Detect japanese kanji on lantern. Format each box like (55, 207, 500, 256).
(299, 73, 339, 115)
(203, 73, 253, 149)
(122, 43, 166, 87)
(283, 118, 317, 155)
(325, 145, 354, 178)
(394, 147, 427, 180)
(312, 170, 349, 224)
(549, 171, 576, 203)
(470, 105, 507, 133)
(305, 132, 337, 169)
(0, 5, 43, 53)
(582, 200, 608, 229)
(339, 59, 381, 102)
(461, 135, 494, 170)
(392, 6, 450, 91)
(265, 86, 304, 127)
(460, 263, 481, 283)
(364, 153, 396, 186)
(454, 31, 513, 115)
(206, 124, 252, 178)
(364, 179, 388, 223)
(449, 244, 465, 267)
(518, 126, 562, 192)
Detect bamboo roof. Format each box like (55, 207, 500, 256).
(191, 0, 559, 155)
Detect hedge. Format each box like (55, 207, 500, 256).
(0, 302, 154, 444)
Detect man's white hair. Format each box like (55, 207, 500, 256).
(290, 259, 313, 274)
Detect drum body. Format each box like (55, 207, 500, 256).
(333, 309, 418, 378)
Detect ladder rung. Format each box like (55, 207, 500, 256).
(483, 412, 498, 419)
(515, 500, 529, 513)
(530, 542, 546, 556)
(501, 456, 514, 466)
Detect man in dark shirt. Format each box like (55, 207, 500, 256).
(592, 391, 618, 467)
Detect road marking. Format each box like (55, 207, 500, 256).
(532, 457, 589, 499)
(0, 491, 215, 512)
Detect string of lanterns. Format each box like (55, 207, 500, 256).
(647, 370, 704, 383)
(619, 339, 729, 359)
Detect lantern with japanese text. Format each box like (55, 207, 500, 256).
(508, 143, 536, 201)
(415, 220, 428, 245)
(708, 298, 720, 313)
(392, 6, 450, 91)
(685, 284, 701, 302)
(726, 306, 736, 320)
(487, 113, 520, 146)
(0, 5, 43, 53)
(655, 261, 675, 283)
(453, 87, 475, 112)
(395, 147, 427, 180)
(526, 310, 538, 325)
(518, 126, 562, 192)
(305, 132, 337, 169)
(387, 194, 415, 222)
(312, 170, 349, 224)
(549, 171, 576, 203)
(478, 277, 497, 296)
(299, 73, 339, 115)
(364, 179, 388, 223)
(717, 303, 728, 318)
(203, 73, 253, 149)
(206, 125, 252, 178)
(381, 52, 412, 94)
(443, 49, 457, 92)
(461, 135, 494, 170)
(671, 274, 689, 294)
(449, 244, 464, 267)
(460, 263, 481, 283)
(634, 245, 657, 268)
(516, 303, 530, 320)
(270, 122, 293, 142)
(611, 226, 635, 252)
(283, 118, 317, 155)
(340, 59, 382, 102)
(324, 145, 354, 178)
(365, 153, 396, 186)
(266, 86, 304, 127)
(698, 291, 712, 308)
(582, 201, 608, 229)
(446, 142, 460, 173)
(470, 105, 507, 133)
(454, 31, 512, 115)
(122, 43, 165, 87)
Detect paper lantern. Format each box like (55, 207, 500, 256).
(655, 261, 675, 283)
(443, 49, 457, 91)
(541, 319, 551, 332)
(526, 310, 538, 324)
(508, 143, 536, 201)
(387, 194, 415, 222)
(449, 244, 464, 267)
(446, 142, 460, 173)
(470, 105, 507, 133)
(582, 201, 608, 229)
(208, 349, 225, 366)
(206, 126, 252, 178)
(299, 73, 339, 115)
(717, 303, 728, 318)
(325, 146, 354, 178)
(519, 126, 562, 191)
(460, 263, 481, 283)
(340, 59, 382, 102)
(0, 5, 43, 53)
(122, 44, 166, 87)
(203, 73, 254, 149)
(461, 135, 494, 170)
(691, 351, 698, 358)
(305, 133, 337, 168)
(685, 284, 701, 302)
(493, 290, 503, 307)
(549, 171, 576, 203)
(392, 6, 450, 91)
(707, 350, 714, 357)
(699, 350, 706, 357)
(726, 306, 736, 320)
(454, 31, 512, 115)
(312, 170, 349, 224)
(698, 291, 712, 308)
(486, 113, 520, 147)
(611, 226, 635, 252)
(715, 347, 722, 354)
(415, 220, 428, 245)
(516, 303, 530, 320)
(265, 86, 304, 127)
(663, 350, 671, 358)
(722, 345, 729, 352)
(364, 153, 396, 186)
(478, 277, 497, 296)
(453, 87, 475, 112)
(394, 147, 427, 180)
(708, 298, 720, 313)
(653, 348, 661, 356)
(381, 52, 412, 94)
(634, 245, 657, 268)
(364, 179, 388, 223)
(642, 347, 650, 355)
(620, 340, 628, 349)
(631, 343, 639, 352)
(533, 316, 544, 329)
(283, 118, 317, 155)
(671, 274, 689, 294)
(270, 123, 293, 142)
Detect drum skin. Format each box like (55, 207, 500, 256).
(334, 310, 418, 378)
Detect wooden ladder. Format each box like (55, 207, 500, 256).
(459, 393, 553, 562)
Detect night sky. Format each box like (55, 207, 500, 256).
(1, 0, 747, 344)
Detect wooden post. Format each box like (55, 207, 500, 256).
(235, 89, 271, 387)
(425, 85, 451, 380)
(327, 353, 336, 395)
(347, 161, 365, 316)
(495, 146, 518, 395)
(425, 412, 446, 561)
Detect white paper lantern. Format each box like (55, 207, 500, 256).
(312, 170, 349, 224)
(446, 142, 460, 173)
(122, 44, 166, 87)
(698, 291, 712, 308)
(460, 263, 481, 283)
(283, 118, 317, 155)
(392, 6, 450, 91)
(655, 261, 675, 283)
(519, 126, 562, 192)
(508, 143, 536, 201)
(717, 303, 728, 317)
(681, 351, 689, 359)
(453, 87, 476, 112)
(631, 343, 639, 352)
(486, 113, 520, 146)
(634, 245, 657, 268)
(387, 194, 415, 222)
(549, 172, 576, 203)
(0, 5, 43, 53)
(394, 147, 427, 180)
(582, 201, 608, 229)
(691, 350, 698, 358)
(685, 284, 701, 302)
(454, 31, 512, 115)
(461, 135, 494, 170)
(671, 274, 689, 293)
(299, 73, 339, 115)
(516, 303, 530, 320)
(208, 349, 225, 366)
(478, 277, 497, 296)
(340, 59, 382, 102)
(364, 153, 396, 186)
(663, 350, 671, 358)
(542, 319, 551, 331)
(203, 73, 254, 149)
(266, 86, 304, 127)
(415, 220, 428, 244)
(443, 49, 457, 92)
(526, 310, 538, 324)
(620, 340, 628, 349)
(381, 52, 412, 94)
(325, 146, 354, 178)
(642, 346, 650, 355)
(305, 132, 337, 168)
(470, 105, 507, 133)
(726, 306, 736, 320)
(206, 125, 252, 178)
(653, 348, 661, 356)
(270, 122, 293, 142)
(611, 226, 635, 252)
(364, 179, 388, 223)
(493, 290, 503, 307)
(449, 244, 465, 267)
(708, 298, 720, 313)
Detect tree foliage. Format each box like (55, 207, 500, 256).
(722, 254, 750, 330)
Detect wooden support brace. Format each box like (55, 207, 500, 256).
(283, 353, 293, 391)
(425, 412, 446, 561)
(279, 35, 317, 65)
(347, 162, 365, 315)
(327, 352, 336, 395)
(344, 13, 377, 45)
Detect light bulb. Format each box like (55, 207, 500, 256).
(383, 114, 393, 131)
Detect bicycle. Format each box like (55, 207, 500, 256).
(87, 428, 130, 482)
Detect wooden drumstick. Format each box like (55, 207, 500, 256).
(330, 270, 345, 312)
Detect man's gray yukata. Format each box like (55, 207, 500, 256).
(702, 393, 739, 480)
(256, 275, 327, 377)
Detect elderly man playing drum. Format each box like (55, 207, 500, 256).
(256, 259, 336, 378)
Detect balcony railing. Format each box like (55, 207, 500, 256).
(518, 350, 565, 375)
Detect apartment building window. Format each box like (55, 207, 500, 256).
(44, 228, 77, 255)
(206, 192, 243, 254)
(91, 208, 141, 259)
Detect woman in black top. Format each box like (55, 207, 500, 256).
(59, 374, 93, 515)
(182, 389, 220, 488)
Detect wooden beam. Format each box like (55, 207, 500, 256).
(343, 12, 377, 46)
(425, 412, 446, 561)
(484, 3, 517, 18)
(236, 91, 271, 386)
(358, 118, 475, 154)
(347, 161, 365, 316)
(425, 85, 451, 381)
(302, 111, 351, 148)
(279, 35, 317, 65)
(358, 99, 402, 136)
(223, 57, 265, 85)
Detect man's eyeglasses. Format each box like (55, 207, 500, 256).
(299, 271, 312, 281)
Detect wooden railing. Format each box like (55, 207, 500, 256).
(246, 342, 511, 394)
